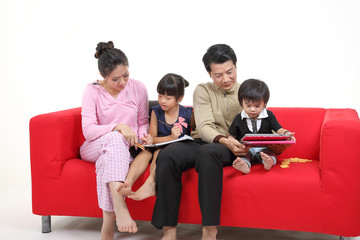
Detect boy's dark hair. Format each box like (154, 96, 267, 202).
(157, 73, 189, 100)
(238, 79, 270, 106)
(95, 41, 129, 77)
(202, 44, 237, 73)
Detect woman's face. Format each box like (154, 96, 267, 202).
(104, 65, 129, 92)
(209, 60, 237, 91)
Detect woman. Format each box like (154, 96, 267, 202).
(80, 41, 151, 239)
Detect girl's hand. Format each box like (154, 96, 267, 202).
(140, 134, 153, 145)
(114, 123, 138, 148)
(171, 125, 181, 139)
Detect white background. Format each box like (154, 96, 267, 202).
(0, 0, 359, 188)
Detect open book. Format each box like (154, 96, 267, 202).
(143, 134, 194, 147)
(241, 133, 296, 147)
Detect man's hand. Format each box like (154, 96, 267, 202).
(219, 136, 250, 157)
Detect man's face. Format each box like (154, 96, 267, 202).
(209, 60, 237, 91)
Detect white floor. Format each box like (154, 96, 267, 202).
(1, 182, 359, 240)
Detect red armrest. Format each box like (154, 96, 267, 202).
(319, 109, 360, 228)
(30, 108, 85, 214)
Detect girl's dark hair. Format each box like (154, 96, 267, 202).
(238, 79, 270, 106)
(94, 41, 128, 77)
(157, 73, 189, 100)
(202, 44, 237, 73)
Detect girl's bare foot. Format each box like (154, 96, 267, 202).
(232, 158, 250, 174)
(261, 152, 275, 170)
(202, 226, 217, 240)
(162, 226, 177, 240)
(128, 178, 156, 201)
(118, 181, 133, 197)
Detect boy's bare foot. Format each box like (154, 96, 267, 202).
(116, 214, 138, 233)
(128, 179, 156, 201)
(232, 158, 250, 174)
(162, 226, 177, 240)
(202, 226, 217, 240)
(261, 152, 275, 170)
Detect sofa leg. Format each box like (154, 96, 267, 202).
(339, 237, 351, 240)
(42, 215, 51, 233)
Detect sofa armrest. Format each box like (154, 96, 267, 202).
(319, 108, 360, 193)
(30, 107, 84, 180)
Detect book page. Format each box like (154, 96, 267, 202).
(143, 134, 194, 147)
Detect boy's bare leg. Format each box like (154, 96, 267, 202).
(109, 181, 138, 233)
(128, 149, 159, 200)
(261, 152, 275, 170)
(202, 226, 217, 240)
(118, 150, 152, 196)
(162, 226, 177, 240)
(101, 211, 115, 240)
(232, 157, 250, 174)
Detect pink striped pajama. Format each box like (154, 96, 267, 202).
(80, 132, 133, 211)
(80, 79, 149, 212)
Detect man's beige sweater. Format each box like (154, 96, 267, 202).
(191, 81, 242, 143)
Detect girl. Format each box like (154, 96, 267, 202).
(118, 73, 195, 201)
(80, 41, 152, 239)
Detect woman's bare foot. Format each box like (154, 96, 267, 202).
(261, 152, 275, 170)
(109, 182, 138, 233)
(232, 157, 250, 174)
(162, 226, 177, 240)
(116, 213, 138, 233)
(128, 178, 156, 201)
(202, 226, 217, 240)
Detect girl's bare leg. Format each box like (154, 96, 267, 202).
(202, 226, 217, 240)
(118, 150, 152, 196)
(128, 149, 160, 200)
(101, 211, 115, 240)
(162, 226, 177, 240)
(109, 181, 138, 233)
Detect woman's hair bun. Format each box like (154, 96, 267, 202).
(94, 41, 115, 59)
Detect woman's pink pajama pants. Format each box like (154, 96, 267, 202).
(80, 132, 133, 212)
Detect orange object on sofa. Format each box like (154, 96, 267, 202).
(29, 107, 360, 238)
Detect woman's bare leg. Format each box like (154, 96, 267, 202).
(109, 181, 138, 233)
(101, 211, 115, 240)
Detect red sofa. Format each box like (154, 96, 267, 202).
(30, 106, 360, 238)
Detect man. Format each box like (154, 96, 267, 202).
(152, 44, 249, 240)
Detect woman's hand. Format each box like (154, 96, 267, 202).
(220, 136, 250, 157)
(171, 125, 181, 140)
(114, 123, 138, 148)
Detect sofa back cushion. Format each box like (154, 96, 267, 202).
(268, 107, 326, 161)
